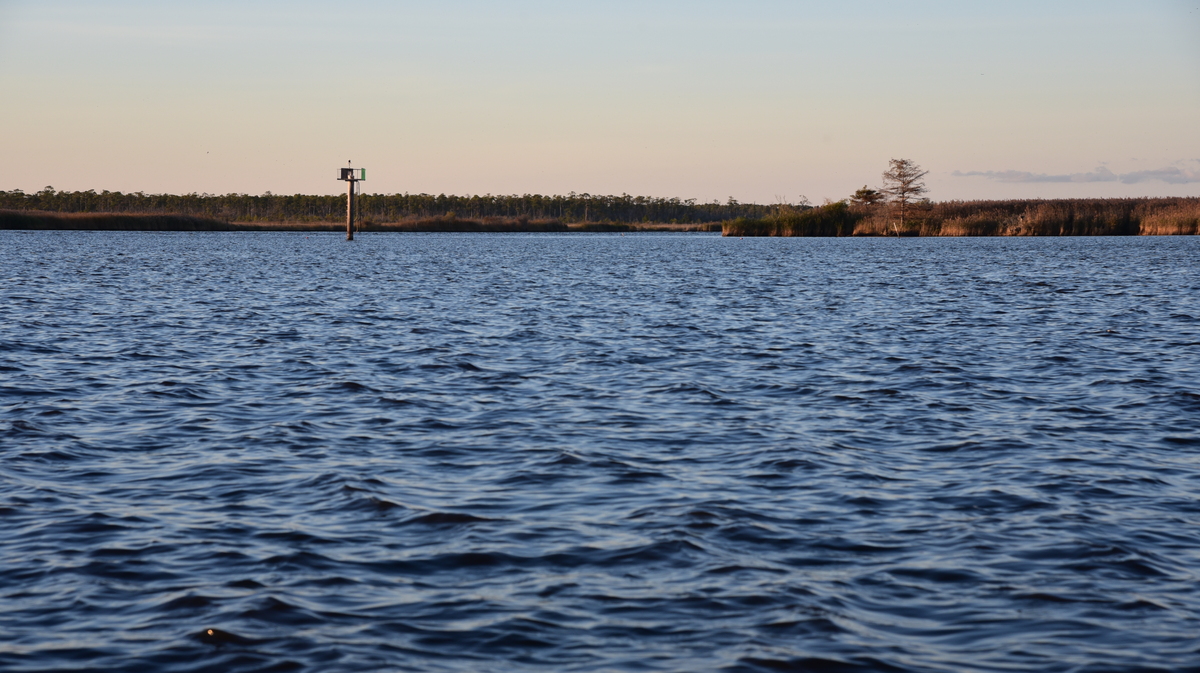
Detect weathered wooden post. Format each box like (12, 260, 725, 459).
(338, 164, 366, 241)
(346, 177, 355, 240)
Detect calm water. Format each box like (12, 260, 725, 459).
(2, 231, 1199, 673)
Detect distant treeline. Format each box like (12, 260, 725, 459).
(724, 197, 1200, 237)
(0, 188, 770, 224)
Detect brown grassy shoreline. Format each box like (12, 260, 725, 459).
(4, 197, 1198, 236)
(0, 211, 720, 233)
(722, 197, 1200, 237)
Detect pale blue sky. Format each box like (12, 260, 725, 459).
(1, 0, 1197, 202)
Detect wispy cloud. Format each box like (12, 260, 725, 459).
(953, 166, 1200, 185)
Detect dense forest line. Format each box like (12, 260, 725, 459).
(724, 197, 1200, 237)
(0, 188, 770, 224)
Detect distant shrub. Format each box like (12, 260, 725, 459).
(723, 202, 859, 237)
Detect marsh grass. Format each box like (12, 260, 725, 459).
(723, 198, 1200, 237)
(1138, 203, 1200, 235)
(0, 211, 720, 233)
(568, 223, 633, 232)
(0, 210, 237, 231)
(365, 216, 568, 232)
(7, 198, 1196, 237)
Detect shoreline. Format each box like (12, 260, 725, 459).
(0, 211, 720, 233)
(723, 198, 1199, 237)
(3, 200, 1197, 236)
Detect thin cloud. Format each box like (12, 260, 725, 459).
(953, 166, 1200, 185)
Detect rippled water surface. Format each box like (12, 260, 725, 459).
(2, 231, 1199, 672)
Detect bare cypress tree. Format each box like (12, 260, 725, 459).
(881, 158, 929, 233)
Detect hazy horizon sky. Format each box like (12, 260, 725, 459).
(1, 0, 1198, 203)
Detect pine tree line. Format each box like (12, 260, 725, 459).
(0, 188, 772, 224)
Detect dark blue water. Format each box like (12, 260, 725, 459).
(2, 231, 1199, 672)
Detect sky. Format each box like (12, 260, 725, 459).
(1, 0, 1198, 203)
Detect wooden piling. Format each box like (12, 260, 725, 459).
(346, 178, 355, 241)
